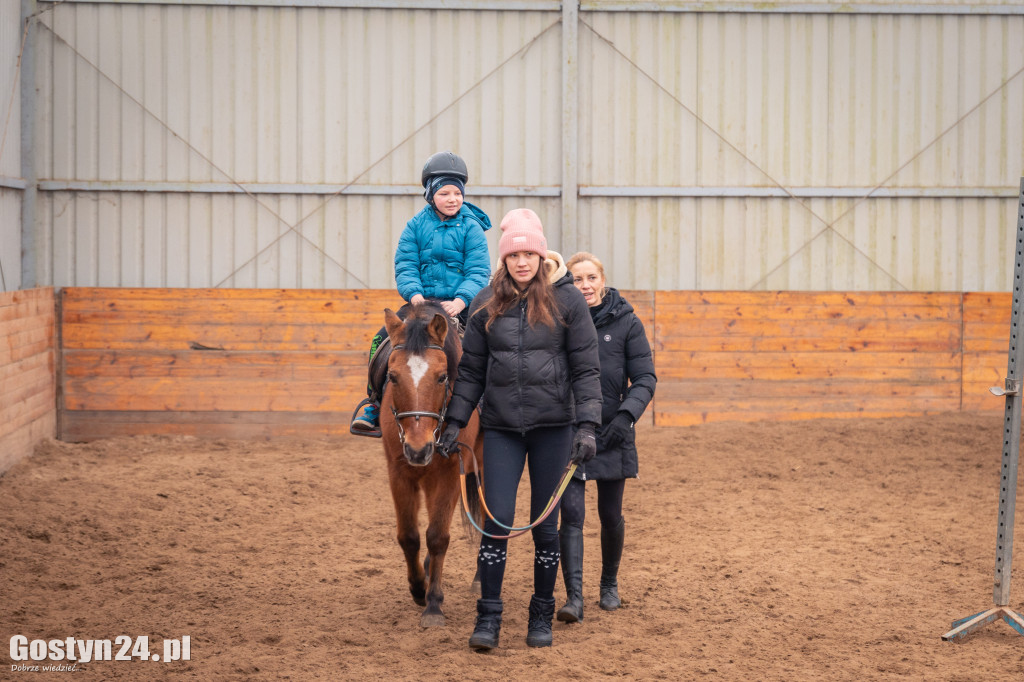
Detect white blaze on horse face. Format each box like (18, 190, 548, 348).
(407, 354, 430, 389)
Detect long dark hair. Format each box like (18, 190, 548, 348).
(480, 260, 563, 333)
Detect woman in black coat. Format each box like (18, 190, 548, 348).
(439, 209, 602, 651)
(556, 252, 657, 623)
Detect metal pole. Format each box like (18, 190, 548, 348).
(993, 178, 1024, 606)
(20, 0, 37, 290)
(560, 0, 578, 256)
(943, 177, 1024, 641)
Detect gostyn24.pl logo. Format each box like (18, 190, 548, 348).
(9, 635, 191, 668)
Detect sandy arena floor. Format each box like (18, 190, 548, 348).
(3, 412, 1024, 680)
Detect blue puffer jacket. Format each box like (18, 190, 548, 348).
(394, 201, 493, 306)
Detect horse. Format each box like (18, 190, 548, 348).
(378, 302, 482, 627)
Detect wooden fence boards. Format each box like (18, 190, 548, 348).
(962, 292, 1012, 411)
(0, 288, 56, 472)
(653, 291, 963, 426)
(54, 287, 1018, 439)
(60, 288, 404, 440)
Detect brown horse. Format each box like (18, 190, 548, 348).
(380, 303, 482, 627)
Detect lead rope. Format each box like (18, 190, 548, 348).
(450, 441, 577, 540)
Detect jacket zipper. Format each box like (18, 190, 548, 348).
(518, 298, 527, 435)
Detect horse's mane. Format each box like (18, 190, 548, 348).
(401, 302, 460, 380)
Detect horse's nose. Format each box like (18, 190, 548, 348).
(403, 442, 434, 467)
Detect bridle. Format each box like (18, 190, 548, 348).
(388, 342, 451, 449)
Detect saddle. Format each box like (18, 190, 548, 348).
(367, 334, 393, 404)
(367, 313, 463, 403)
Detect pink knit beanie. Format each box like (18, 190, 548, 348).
(498, 208, 547, 260)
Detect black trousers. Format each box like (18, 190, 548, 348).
(477, 425, 572, 600)
(559, 476, 626, 531)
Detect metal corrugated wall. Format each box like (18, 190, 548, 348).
(33, 3, 562, 288)
(20, 1, 1024, 291)
(0, 1, 23, 292)
(578, 10, 1024, 290)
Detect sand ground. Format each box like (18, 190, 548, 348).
(3, 412, 1024, 680)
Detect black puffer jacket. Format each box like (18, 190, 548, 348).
(578, 287, 657, 481)
(446, 270, 602, 433)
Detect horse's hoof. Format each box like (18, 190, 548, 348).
(413, 594, 426, 607)
(420, 612, 445, 628)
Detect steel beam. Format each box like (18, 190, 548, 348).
(35, 181, 563, 197)
(20, 0, 36, 289)
(35, 181, 1020, 200)
(561, 0, 579, 255)
(582, 2, 1024, 15)
(55, 1, 562, 9)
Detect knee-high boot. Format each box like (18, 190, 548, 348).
(599, 517, 625, 611)
(556, 526, 584, 623)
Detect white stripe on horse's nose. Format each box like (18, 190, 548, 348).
(407, 355, 429, 388)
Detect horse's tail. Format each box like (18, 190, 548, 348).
(460, 471, 483, 543)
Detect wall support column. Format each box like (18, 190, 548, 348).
(20, 0, 37, 289)
(561, 0, 578, 256)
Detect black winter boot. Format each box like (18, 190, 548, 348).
(469, 598, 503, 651)
(525, 595, 556, 648)
(599, 517, 625, 611)
(556, 526, 584, 623)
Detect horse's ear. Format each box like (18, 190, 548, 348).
(428, 313, 449, 347)
(384, 308, 404, 340)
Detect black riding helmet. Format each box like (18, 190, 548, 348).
(422, 151, 469, 190)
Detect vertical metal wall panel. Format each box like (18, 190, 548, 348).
(26, 3, 1024, 292)
(1, 1, 21, 180)
(576, 10, 1024, 291)
(1, 1, 22, 291)
(0, 190, 21, 291)
(34, 3, 563, 289)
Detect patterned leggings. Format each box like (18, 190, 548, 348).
(476, 426, 572, 600)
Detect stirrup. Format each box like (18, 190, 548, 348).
(349, 398, 382, 438)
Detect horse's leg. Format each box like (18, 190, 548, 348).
(419, 467, 460, 627)
(389, 470, 427, 606)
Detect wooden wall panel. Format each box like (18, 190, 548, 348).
(653, 291, 964, 426)
(60, 288, 404, 440)
(0, 288, 56, 472)
(57, 288, 1016, 440)
(962, 292, 1012, 412)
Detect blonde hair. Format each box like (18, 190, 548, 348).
(566, 251, 605, 277)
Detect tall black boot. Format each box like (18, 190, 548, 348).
(469, 598, 503, 651)
(599, 517, 625, 611)
(556, 526, 584, 623)
(525, 595, 556, 648)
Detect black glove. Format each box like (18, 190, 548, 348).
(602, 412, 634, 449)
(437, 420, 463, 457)
(570, 423, 597, 465)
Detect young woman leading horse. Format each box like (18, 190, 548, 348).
(439, 209, 602, 650)
(378, 302, 482, 628)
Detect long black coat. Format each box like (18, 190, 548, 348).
(578, 288, 657, 481)
(446, 273, 602, 434)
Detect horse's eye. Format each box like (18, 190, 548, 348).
(438, 373, 449, 384)
(387, 372, 398, 384)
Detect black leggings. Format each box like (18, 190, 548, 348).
(559, 476, 626, 531)
(477, 426, 572, 601)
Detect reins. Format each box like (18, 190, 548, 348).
(449, 440, 577, 540)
